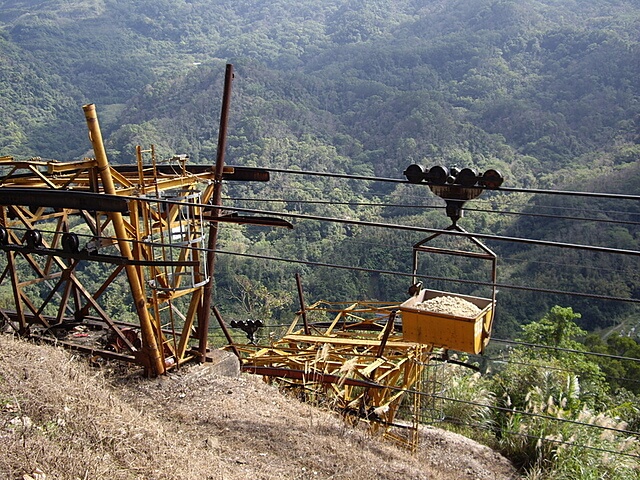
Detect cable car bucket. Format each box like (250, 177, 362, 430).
(401, 165, 504, 355)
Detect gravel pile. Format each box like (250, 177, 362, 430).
(414, 295, 481, 318)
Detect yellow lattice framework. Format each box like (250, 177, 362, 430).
(234, 300, 445, 450)
(0, 103, 269, 376)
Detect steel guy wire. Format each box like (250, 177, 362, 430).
(263, 167, 640, 201)
(11, 211, 639, 305)
(492, 338, 640, 365)
(439, 417, 640, 461)
(218, 204, 640, 257)
(226, 196, 640, 227)
(214, 248, 640, 306)
(390, 384, 640, 440)
(486, 356, 640, 386)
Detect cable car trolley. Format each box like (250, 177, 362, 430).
(401, 165, 504, 355)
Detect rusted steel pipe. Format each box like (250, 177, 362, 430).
(0, 188, 128, 212)
(199, 64, 234, 361)
(295, 273, 310, 335)
(83, 104, 165, 376)
(377, 310, 398, 358)
(242, 365, 382, 388)
(211, 305, 241, 359)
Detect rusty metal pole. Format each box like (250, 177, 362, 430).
(376, 310, 398, 358)
(199, 64, 234, 361)
(82, 104, 166, 376)
(211, 305, 241, 359)
(295, 273, 310, 335)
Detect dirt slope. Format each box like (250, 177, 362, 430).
(0, 335, 520, 479)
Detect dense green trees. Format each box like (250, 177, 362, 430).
(432, 305, 639, 478)
(2, 0, 639, 165)
(476, 306, 638, 478)
(1, 0, 640, 337)
(584, 332, 640, 395)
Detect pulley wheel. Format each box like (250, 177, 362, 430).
(25, 230, 43, 248)
(61, 232, 80, 253)
(403, 164, 426, 184)
(481, 169, 504, 189)
(428, 165, 449, 185)
(457, 168, 478, 187)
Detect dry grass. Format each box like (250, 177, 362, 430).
(0, 335, 519, 480)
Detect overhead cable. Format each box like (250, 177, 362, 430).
(264, 167, 640, 201)
(492, 338, 640, 365)
(227, 196, 640, 226)
(487, 356, 640, 385)
(438, 417, 639, 460)
(215, 249, 640, 305)
(220, 205, 640, 258)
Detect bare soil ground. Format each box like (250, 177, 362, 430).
(0, 335, 520, 480)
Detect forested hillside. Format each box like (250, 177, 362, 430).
(1, 0, 640, 337)
(2, 3, 640, 477)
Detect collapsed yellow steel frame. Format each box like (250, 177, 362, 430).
(0, 105, 227, 376)
(235, 301, 439, 450)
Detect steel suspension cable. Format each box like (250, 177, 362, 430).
(486, 356, 640, 386)
(374, 380, 640, 444)
(263, 167, 640, 201)
(220, 205, 640, 257)
(438, 417, 639, 460)
(215, 249, 640, 305)
(491, 338, 640, 365)
(227, 196, 640, 226)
